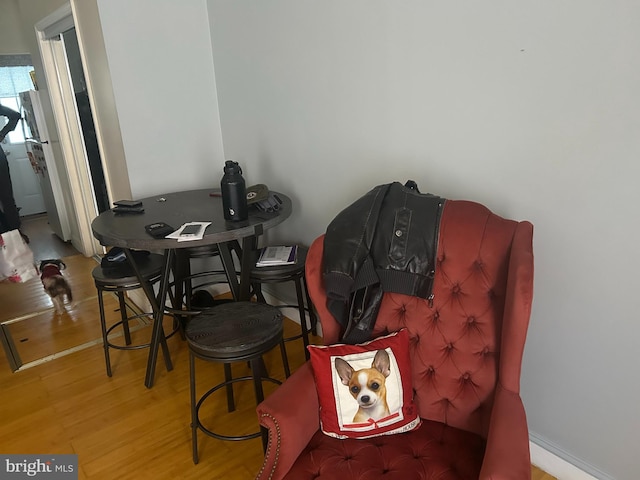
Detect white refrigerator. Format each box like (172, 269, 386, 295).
(19, 89, 71, 241)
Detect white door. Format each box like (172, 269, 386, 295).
(1, 132, 46, 218)
(0, 92, 46, 217)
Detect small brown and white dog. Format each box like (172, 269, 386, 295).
(335, 349, 391, 423)
(39, 259, 73, 314)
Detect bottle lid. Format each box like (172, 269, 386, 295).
(224, 160, 242, 174)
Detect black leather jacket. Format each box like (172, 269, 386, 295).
(323, 181, 445, 342)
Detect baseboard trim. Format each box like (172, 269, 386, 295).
(530, 433, 612, 480)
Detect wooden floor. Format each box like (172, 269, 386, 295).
(20, 213, 80, 260)
(0, 217, 555, 479)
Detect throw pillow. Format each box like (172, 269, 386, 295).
(308, 329, 421, 439)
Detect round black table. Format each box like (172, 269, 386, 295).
(91, 188, 292, 388)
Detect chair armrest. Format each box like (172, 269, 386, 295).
(479, 384, 531, 480)
(256, 362, 320, 480)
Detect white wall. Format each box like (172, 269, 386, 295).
(96, 0, 224, 199)
(207, 1, 639, 479)
(0, 0, 28, 54)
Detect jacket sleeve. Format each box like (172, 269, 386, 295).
(322, 183, 390, 301)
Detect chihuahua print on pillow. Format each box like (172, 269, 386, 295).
(333, 348, 403, 429)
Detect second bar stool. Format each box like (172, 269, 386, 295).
(250, 245, 317, 360)
(93, 252, 176, 377)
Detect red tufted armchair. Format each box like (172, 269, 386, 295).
(256, 199, 534, 480)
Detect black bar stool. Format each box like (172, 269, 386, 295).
(93, 253, 176, 377)
(186, 302, 288, 463)
(250, 246, 317, 360)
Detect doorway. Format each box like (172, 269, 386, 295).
(61, 27, 110, 215)
(36, 5, 110, 257)
(0, 63, 46, 220)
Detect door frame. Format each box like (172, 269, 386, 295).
(34, 4, 109, 256)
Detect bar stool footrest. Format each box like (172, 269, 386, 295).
(194, 375, 282, 442)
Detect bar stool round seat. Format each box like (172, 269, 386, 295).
(186, 301, 286, 464)
(92, 253, 165, 287)
(92, 253, 174, 377)
(250, 245, 317, 360)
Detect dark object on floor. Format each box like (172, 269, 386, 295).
(189, 290, 235, 310)
(190, 290, 216, 308)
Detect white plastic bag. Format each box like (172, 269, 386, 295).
(0, 229, 38, 283)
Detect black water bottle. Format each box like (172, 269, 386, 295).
(220, 160, 248, 221)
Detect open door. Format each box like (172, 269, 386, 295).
(34, 5, 106, 256)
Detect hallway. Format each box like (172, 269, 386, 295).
(20, 213, 79, 260)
